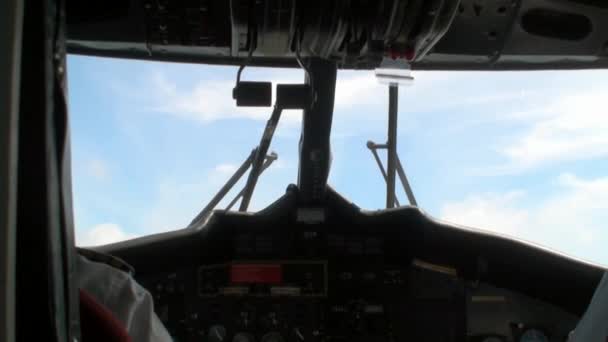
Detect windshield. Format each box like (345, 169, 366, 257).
(68, 55, 608, 265)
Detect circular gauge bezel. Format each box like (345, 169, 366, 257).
(518, 327, 550, 342)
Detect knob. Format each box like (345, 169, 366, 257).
(233, 332, 255, 342)
(208, 325, 227, 342)
(261, 332, 285, 342)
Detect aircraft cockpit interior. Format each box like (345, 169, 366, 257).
(3, 1, 608, 342)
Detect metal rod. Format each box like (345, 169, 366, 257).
(386, 84, 399, 208)
(367, 144, 400, 207)
(367, 141, 388, 150)
(189, 149, 256, 225)
(396, 155, 417, 206)
(225, 192, 241, 212)
(240, 105, 283, 211)
(226, 153, 278, 211)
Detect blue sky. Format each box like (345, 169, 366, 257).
(67, 55, 608, 266)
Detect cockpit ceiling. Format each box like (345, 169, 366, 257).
(66, 0, 608, 70)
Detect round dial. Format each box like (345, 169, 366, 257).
(208, 325, 227, 342)
(519, 329, 549, 342)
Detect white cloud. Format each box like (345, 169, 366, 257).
(77, 223, 135, 247)
(86, 158, 110, 181)
(139, 158, 292, 233)
(149, 70, 387, 126)
(152, 75, 263, 122)
(498, 92, 608, 171)
(214, 163, 238, 175)
(269, 158, 291, 170)
(150, 72, 304, 125)
(142, 69, 542, 134)
(140, 179, 212, 233)
(440, 191, 529, 237)
(139, 164, 244, 233)
(440, 173, 608, 265)
(334, 72, 383, 108)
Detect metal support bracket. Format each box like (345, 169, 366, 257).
(190, 149, 278, 226)
(366, 83, 418, 207)
(367, 141, 417, 207)
(239, 105, 283, 211)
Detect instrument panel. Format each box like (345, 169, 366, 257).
(138, 232, 578, 342)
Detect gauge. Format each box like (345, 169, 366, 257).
(208, 325, 227, 342)
(519, 328, 549, 342)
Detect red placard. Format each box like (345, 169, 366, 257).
(230, 264, 283, 284)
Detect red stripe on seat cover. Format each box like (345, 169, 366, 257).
(79, 289, 131, 342)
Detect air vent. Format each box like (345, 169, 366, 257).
(521, 8, 592, 41)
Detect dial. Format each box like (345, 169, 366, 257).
(208, 325, 227, 342)
(519, 329, 549, 342)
